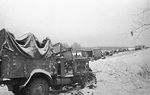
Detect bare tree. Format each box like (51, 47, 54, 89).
(131, 8, 150, 41)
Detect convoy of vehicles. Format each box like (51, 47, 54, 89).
(0, 29, 96, 95)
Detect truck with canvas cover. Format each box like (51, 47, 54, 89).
(0, 29, 96, 95)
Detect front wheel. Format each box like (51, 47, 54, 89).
(25, 78, 49, 95)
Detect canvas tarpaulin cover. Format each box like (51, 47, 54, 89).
(0, 28, 53, 58)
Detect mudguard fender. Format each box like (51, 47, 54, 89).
(22, 69, 52, 87)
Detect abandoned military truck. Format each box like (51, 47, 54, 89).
(0, 29, 96, 95)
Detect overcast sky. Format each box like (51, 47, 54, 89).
(0, 0, 149, 47)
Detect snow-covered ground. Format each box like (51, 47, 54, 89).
(90, 48, 150, 95)
(0, 48, 150, 95)
(0, 86, 13, 95)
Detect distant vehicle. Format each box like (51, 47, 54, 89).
(92, 48, 105, 60)
(134, 45, 145, 50)
(128, 48, 135, 51)
(118, 48, 125, 52)
(75, 48, 105, 61)
(0, 29, 96, 95)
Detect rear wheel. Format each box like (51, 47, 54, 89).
(25, 78, 49, 95)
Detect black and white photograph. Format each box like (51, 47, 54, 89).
(0, 0, 150, 95)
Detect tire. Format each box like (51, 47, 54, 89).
(25, 78, 49, 95)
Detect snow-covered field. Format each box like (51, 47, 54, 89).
(0, 48, 150, 95)
(90, 48, 150, 95)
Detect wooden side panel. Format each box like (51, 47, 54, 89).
(9, 54, 26, 78)
(1, 50, 25, 78)
(25, 57, 55, 77)
(1, 49, 55, 79)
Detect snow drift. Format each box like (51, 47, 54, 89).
(90, 49, 150, 95)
